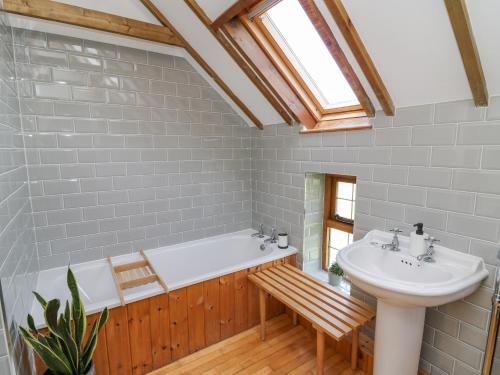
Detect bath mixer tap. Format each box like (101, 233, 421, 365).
(417, 237, 439, 262)
(264, 227, 278, 244)
(382, 228, 403, 251)
(252, 224, 265, 238)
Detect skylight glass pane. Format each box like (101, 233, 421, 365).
(264, 0, 359, 109)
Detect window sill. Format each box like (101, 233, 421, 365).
(303, 261, 351, 294)
(300, 116, 372, 134)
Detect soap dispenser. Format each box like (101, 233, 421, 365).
(410, 223, 425, 257)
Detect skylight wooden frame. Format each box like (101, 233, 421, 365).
(242, 0, 374, 130)
(323, 0, 394, 115)
(223, 16, 317, 128)
(254, 15, 363, 117)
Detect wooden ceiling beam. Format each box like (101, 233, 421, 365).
(2, 0, 183, 47)
(235, 15, 317, 129)
(444, 0, 488, 106)
(140, 0, 264, 129)
(185, 0, 293, 125)
(323, 0, 394, 116)
(211, 0, 261, 30)
(298, 0, 375, 117)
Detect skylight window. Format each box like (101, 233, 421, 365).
(261, 0, 359, 110)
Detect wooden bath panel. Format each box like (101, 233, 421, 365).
(34, 254, 296, 375)
(187, 282, 205, 352)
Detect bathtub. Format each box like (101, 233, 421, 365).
(31, 229, 297, 328)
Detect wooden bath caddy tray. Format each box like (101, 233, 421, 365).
(108, 250, 168, 305)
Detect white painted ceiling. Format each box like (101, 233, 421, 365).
(196, 0, 235, 22)
(19, 0, 500, 124)
(59, 0, 161, 24)
(341, 0, 470, 107)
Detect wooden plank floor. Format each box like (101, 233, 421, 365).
(151, 314, 367, 375)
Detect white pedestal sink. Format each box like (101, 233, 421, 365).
(337, 230, 488, 375)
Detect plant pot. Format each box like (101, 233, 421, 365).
(328, 273, 343, 286)
(44, 363, 95, 375)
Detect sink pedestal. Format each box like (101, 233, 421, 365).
(373, 300, 426, 375)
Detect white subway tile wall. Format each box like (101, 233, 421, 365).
(0, 16, 39, 375)
(252, 102, 500, 375)
(14, 29, 253, 271)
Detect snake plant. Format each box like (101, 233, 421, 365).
(19, 268, 109, 375)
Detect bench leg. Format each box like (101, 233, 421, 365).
(259, 289, 267, 341)
(292, 311, 298, 326)
(351, 327, 359, 370)
(316, 329, 325, 375)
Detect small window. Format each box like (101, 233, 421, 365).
(322, 174, 356, 270)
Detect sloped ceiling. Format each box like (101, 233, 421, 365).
(59, 0, 162, 24)
(341, 0, 471, 107)
(8, 0, 500, 124)
(150, 0, 285, 125)
(200, 0, 500, 109)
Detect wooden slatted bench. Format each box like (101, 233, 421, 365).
(248, 264, 375, 375)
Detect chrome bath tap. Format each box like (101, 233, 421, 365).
(264, 227, 278, 244)
(252, 224, 265, 238)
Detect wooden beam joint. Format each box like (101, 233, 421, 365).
(211, 0, 261, 30)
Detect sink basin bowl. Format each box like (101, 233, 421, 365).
(337, 229, 488, 375)
(337, 230, 488, 307)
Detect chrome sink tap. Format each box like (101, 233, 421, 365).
(417, 237, 439, 262)
(264, 227, 278, 244)
(252, 224, 265, 238)
(382, 228, 403, 251)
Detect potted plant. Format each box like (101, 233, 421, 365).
(19, 268, 108, 375)
(328, 262, 344, 286)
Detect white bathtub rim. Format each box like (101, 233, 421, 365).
(145, 228, 262, 256)
(31, 228, 297, 328)
(164, 244, 297, 291)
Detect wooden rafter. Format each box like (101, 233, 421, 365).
(139, 0, 264, 129)
(2, 0, 183, 47)
(323, 0, 394, 116)
(298, 0, 375, 117)
(211, 0, 261, 30)
(444, 0, 488, 106)
(185, 0, 293, 125)
(236, 15, 317, 128)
